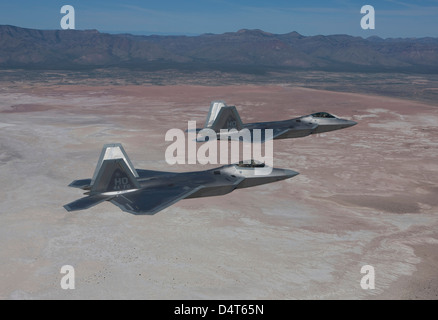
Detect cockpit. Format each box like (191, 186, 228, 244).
(237, 160, 265, 168)
(311, 112, 336, 118)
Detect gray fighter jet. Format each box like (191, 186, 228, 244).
(64, 143, 298, 215)
(195, 101, 357, 142)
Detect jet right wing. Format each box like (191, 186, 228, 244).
(224, 127, 291, 143)
(110, 185, 204, 215)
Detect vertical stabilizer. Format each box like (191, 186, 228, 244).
(91, 143, 139, 186)
(204, 101, 244, 132)
(205, 101, 227, 128)
(91, 159, 140, 194)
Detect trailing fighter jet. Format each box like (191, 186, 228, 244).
(195, 101, 357, 142)
(64, 143, 298, 215)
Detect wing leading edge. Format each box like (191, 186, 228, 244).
(110, 185, 204, 215)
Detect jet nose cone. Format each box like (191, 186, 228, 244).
(346, 120, 357, 127)
(284, 169, 300, 178)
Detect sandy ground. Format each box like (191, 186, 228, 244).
(0, 84, 437, 299)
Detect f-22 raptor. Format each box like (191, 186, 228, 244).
(64, 144, 298, 215)
(195, 101, 357, 142)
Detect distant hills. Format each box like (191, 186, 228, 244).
(1, 25, 438, 73)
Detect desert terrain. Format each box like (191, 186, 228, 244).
(0, 77, 437, 299)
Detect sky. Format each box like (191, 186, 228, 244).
(0, 0, 437, 38)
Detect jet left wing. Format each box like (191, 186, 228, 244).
(270, 123, 319, 140)
(110, 185, 204, 215)
(271, 128, 294, 140)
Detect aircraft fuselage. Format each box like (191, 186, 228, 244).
(135, 165, 298, 199)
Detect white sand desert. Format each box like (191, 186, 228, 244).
(0, 84, 437, 299)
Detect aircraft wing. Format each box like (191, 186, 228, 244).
(271, 128, 294, 140)
(110, 185, 204, 215)
(224, 127, 291, 142)
(135, 169, 178, 179)
(270, 124, 319, 140)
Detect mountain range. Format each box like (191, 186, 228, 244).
(1, 25, 438, 73)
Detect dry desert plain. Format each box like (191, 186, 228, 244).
(0, 83, 437, 299)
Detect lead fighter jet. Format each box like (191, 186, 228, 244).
(64, 144, 298, 215)
(195, 101, 357, 142)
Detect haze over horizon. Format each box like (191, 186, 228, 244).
(1, 0, 437, 38)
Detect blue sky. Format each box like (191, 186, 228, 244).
(0, 0, 437, 38)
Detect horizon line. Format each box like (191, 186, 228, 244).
(1, 24, 437, 40)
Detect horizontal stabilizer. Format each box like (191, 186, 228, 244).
(64, 194, 114, 212)
(68, 179, 92, 190)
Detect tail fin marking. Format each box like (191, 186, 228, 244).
(91, 143, 138, 185)
(91, 159, 140, 194)
(204, 101, 244, 131)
